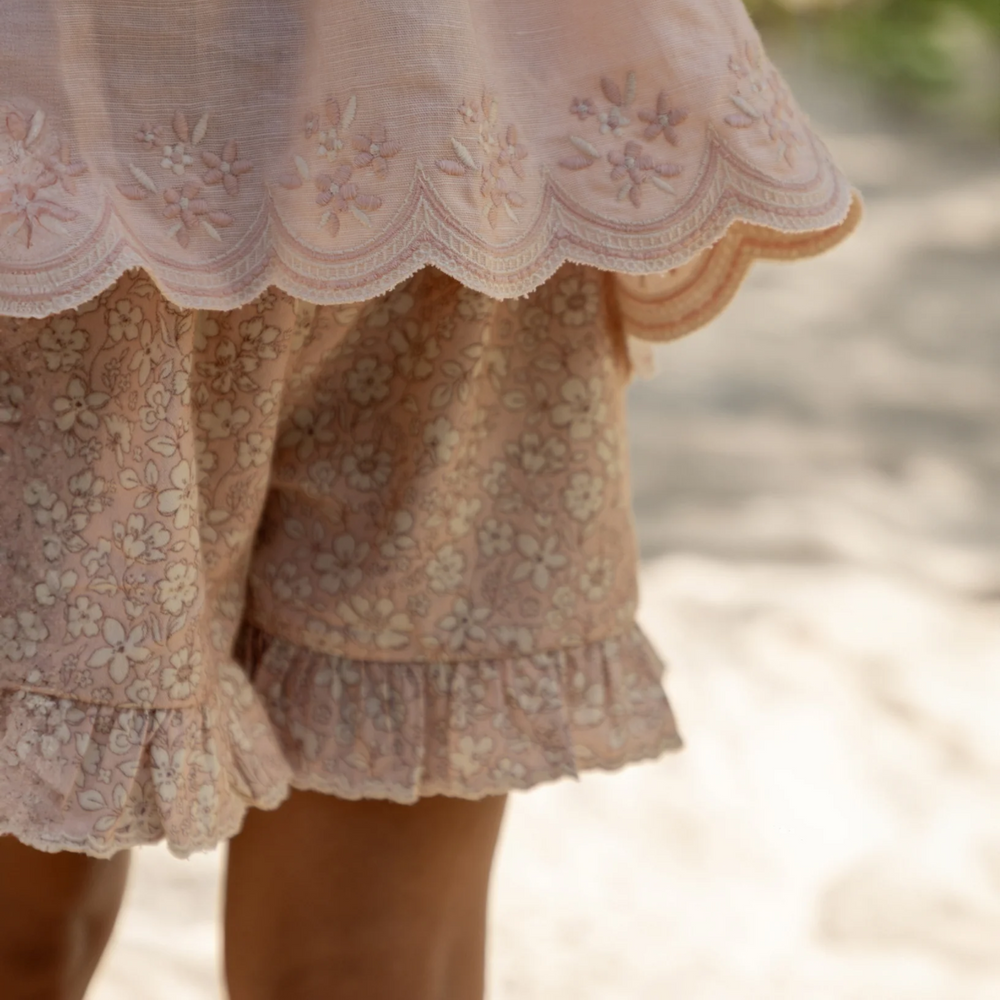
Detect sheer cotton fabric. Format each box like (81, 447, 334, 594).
(0, 0, 858, 338)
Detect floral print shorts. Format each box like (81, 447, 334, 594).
(0, 262, 681, 858)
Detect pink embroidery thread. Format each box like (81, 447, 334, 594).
(0, 106, 84, 248)
(436, 92, 529, 229)
(558, 72, 684, 206)
(118, 111, 243, 247)
(278, 95, 391, 237)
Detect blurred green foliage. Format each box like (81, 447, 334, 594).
(746, 0, 1000, 101)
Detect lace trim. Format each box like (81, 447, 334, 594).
(0, 128, 855, 319)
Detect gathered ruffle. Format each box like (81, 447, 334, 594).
(241, 623, 682, 804)
(0, 626, 681, 857)
(0, 664, 293, 860)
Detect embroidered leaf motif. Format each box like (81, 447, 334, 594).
(342, 94, 357, 131)
(117, 183, 151, 201)
(354, 193, 382, 212)
(725, 112, 756, 128)
(451, 138, 477, 170)
(6, 111, 27, 141)
(570, 136, 600, 159)
(191, 112, 209, 146)
(623, 71, 636, 107)
(559, 154, 595, 171)
(201, 220, 223, 242)
(435, 159, 467, 176)
(650, 175, 676, 194)
(349, 204, 373, 227)
(600, 77, 623, 107)
(172, 110, 189, 143)
(206, 210, 233, 227)
(128, 163, 158, 193)
(730, 95, 761, 119)
(26, 110, 45, 147)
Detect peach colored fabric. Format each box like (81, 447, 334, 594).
(0, 0, 857, 335)
(0, 263, 681, 858)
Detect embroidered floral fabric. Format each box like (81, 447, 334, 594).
(0, 0, 858, 335)
(0, 263, 681, 858)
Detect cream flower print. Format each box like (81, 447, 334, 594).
(87, 618, 151, 683)
(450, 735, 494, 779)
(0, 369, 25, 423)
(336, 595, 413, 650)
(155, 562, 199, 616)
(279, 407, 338, 460)
(108, 299, 144, 343)
(341, 442, 392, 491)
(156, 460, 194, 529)
(579, 556, 614, 602)
(66, 595, 103, 638)
(512, 533, 567, 591)
(0, 611, 49, 661)
(505, 432, 567, 475)
(314, 536, 368, 595)
(563, 471, 604, 522)
(426, 543, 465, 594)
(112, 513, 170, 563)
(198, 399, 251, 440)
(52, 377, 109, 435)
(38, 318, 88, 372)
(477, 518, 513, 557)
(550, 376, 606, 441)
(423, 416, 460, 464)
(438, 598, 490, 652)
(151, 747, 186, 802)
(266, 561, 313, 603)
(237, 432, 270, 469)
(162, 648, 202, 700)
(551, 275, 600, 327)
(345, 356, 392, 406)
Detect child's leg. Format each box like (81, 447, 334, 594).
(223, 791, 506, 1000)
(0, 837, 130, 1000)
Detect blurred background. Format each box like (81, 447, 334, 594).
(90, 3, 1000, 998)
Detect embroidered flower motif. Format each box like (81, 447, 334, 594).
(558, 72, 684, 206)
(314, 164, 382, 235)
(308, 95, 357, 160)
(437, 92, 529, 229)
(637, 91, 689, 145)
(352, 125, 401, 178)
(163, 181, 234, 247)
(201, 140, 253, 196)
(134, 123, 166, 148)
(724, 41, 801, 168)
(120, 109, 243, 245)
(279, 95, 388, 238)
(607, 140, 682, 206)
(0, 178, 77, 247)
(597, 74, 636, 135)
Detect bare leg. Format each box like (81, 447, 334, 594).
(0, 836, 130, 1000)
(224, 791, 507, 1000)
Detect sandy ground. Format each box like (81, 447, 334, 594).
(89, 53, 1000, 1000)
